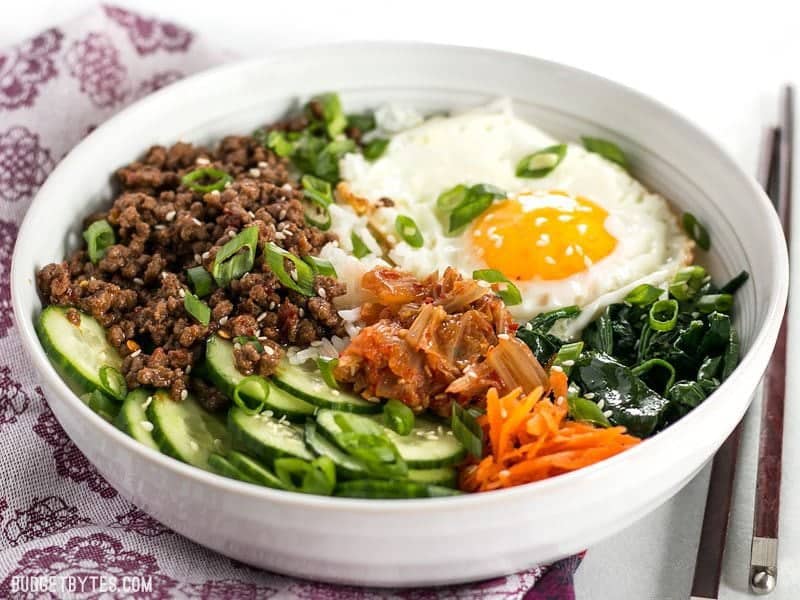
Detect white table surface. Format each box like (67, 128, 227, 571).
(3, 1, 799, 598)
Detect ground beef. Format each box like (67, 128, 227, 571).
(37, 134, 347, 401)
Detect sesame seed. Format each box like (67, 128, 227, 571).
(278, 209, 287, 220)
(142, 396, 153, 410)
(219, 316, 228, 325)
(603, 409, 613, 418)
(195, 157, 210, 165)
(551, 365, 564, 373)
(154, 224, 166, 230)
(140, 421, 154, 432)
(202, 251, 210, 260)
(289, 269, 298, 282)
(130, 349, 142, 358)
(263, 410, 274, 418)
(178, 288, 186, 298)
(257, 312, 267, 322)
(186, 365, 192, 374)
(596, 398, 605, 410)
(224, 181, 232, 189)
(165, 210, 176, 221)
(257, 161, 268, 169)
(247, 211, 256, 219)
(192, 217, 203, 226)
(234, 343, 241, 350)
(249, 168, 261, 177)
(318, 287, 327, 298)
(180, 389, 188, 401)
(562, 359, 575, 366)
(210, 189, 221, 197)
(544, 256, 556, 265)
(298, 308, 305, 318)
(281, 183, 293, 192)
(228, 230, 236, 238)
(584, 392, 595, 399)
(161, 272, 168, 279)
(133, 277, 144, 285)
(264, 346, 275, 355)
(498, 333, 510, 340)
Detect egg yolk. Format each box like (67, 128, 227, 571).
(470, 192, 617, 281)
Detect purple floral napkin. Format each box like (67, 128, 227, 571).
(0, 6, 582, 598)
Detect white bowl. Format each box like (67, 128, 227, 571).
(11, 43, 788, 587)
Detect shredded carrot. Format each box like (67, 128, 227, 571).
(460, 370, 641, 492)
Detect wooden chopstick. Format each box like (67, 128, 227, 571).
(689, 125, 781, 600)
(750, 84, 794, 595)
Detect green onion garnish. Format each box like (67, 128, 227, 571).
(98, 365, 127, 402)
(515, 144, 567, 178)
(649, 299, 679, 332)
(234, 336, 264, 353)
(81, 389, 120, 421)
(581, 137, 628, 168)
(553, 341, 584, 375)
(436, 184, 468, 212)
(447, 183, 506, 233)
(682, 212, 711, 251)
(181, 167, 233, 193)
(312, 93, 347, 138)
(184, 291, 210, 326)
(696, 293, 733, 314)
(567, 396, 611, 427)
(316, 356, 339, 389)
(264, 242, 315, 296)
(83, 219, 116, 264)
(266, 130, 296, 157)
(212, 226, 259, 287)
(719, 270, 749, 294)
(451, 402, 483, 459)
(668, 265, 707, 301)
(624, 283, 663, 306)
(383, 399, 415, 436)
(304, 255, 337, 278)
(350, 232, 371, 258)
(346, 113, 376, 133)
(232, 375, 270, 415)
(301, 174, 333, 231)
(274, 456, 337, 495)
(472, 269, 522, 306)
(395, 215, 424, 248)
(632, 358, 676, 393)
(722, 326, 739, 379)
(186, 266, 213, 298)
(363, 138, 390, 161)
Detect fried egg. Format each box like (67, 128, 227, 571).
(329, 100, 692, 338)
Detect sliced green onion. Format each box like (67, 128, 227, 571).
(567, 396, 610, 427)
(649, 299, 679, 332)
(682, 212, 711, 251)
(632, 358, 676, 393)
(234, 336, 264, 353)
(264, 242, 314, 296)
(581, 136, 627, 168)
(696, 293, 733, 314)
(211, 225, 259, 287)
(98, 365, 127, 402)
(448, 183, 506, 233)
(719, 270, 749, 295)
(667, 381, 707, 408)
(436, 184, 468, 212)
(83, 219, 116, 264)
(265, 130, 296, 157)
(232, 375, 270, 415)
(181, 167, 232, 193)
(346, 113, 376, 133)
(515, 144, 567, 178)
(697, 355, 722, 382)
(350, 232, 371, 258)
(383, 399, 414, 436)
(186, 266, 213, 298)
(722, 326, 739, 379)
(395, 215, 424, 248)
(304, 255, 337, 278)
(669, 265, 708, 301)
(553, 341, 584, 375)
(184, 291, 210, 326)
(302, 174, 333, 204)
(312, 93, 347, 138)
(81, 389, 120, 421)
(301, 175, 333, 230)
(363, 138, 389, 161)
(624, 283, 663, 306)
(451, 402, 483, 459)
(316, 356, 339, 389)
(472, 269, 522, 306)
(274, 456, 337, 495)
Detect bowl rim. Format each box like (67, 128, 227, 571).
(11, 40, 789, 512)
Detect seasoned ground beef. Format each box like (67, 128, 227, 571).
(37, 135, 347, 404)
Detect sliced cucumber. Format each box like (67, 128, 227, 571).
(335, 479, 462, 499)
(227, 450, 288, 490)
(147, 391, 230, 470)
(407, 466, 458, 488)
(80, 390, 120, 422)
(228, 407, 314, 465)
(36, 306, 122, 394)
(208, 453, 254, 483)
(206, 335, 316, 420)
(316, 409, 465, 468)
(115, 389, 159, 450)
(272, 359, 380, 414)
(304, 420, 367, 479)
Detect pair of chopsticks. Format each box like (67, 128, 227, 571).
(690, 85, 794, 600)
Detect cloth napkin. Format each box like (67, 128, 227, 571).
(0, 5, 583, 598)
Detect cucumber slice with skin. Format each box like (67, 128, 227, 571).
(147, 391, 230, 470)
(205, 335, 316, 421)
(227, 450, 289, 490)
(304, 420, 368, 480)
(115, 389, 158, 450)
(36, 306, 122, 394)
(208, 453, 254, 483)
(315, 409, 466, 469)
(81, 390, 120, 422)
(407, 466, 458, 488)
(335, 479, 462, 499)
(272, 359, 380, 414)
(228, 407, 314, 465)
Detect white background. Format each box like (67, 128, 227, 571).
(2, 1, 799, 598)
